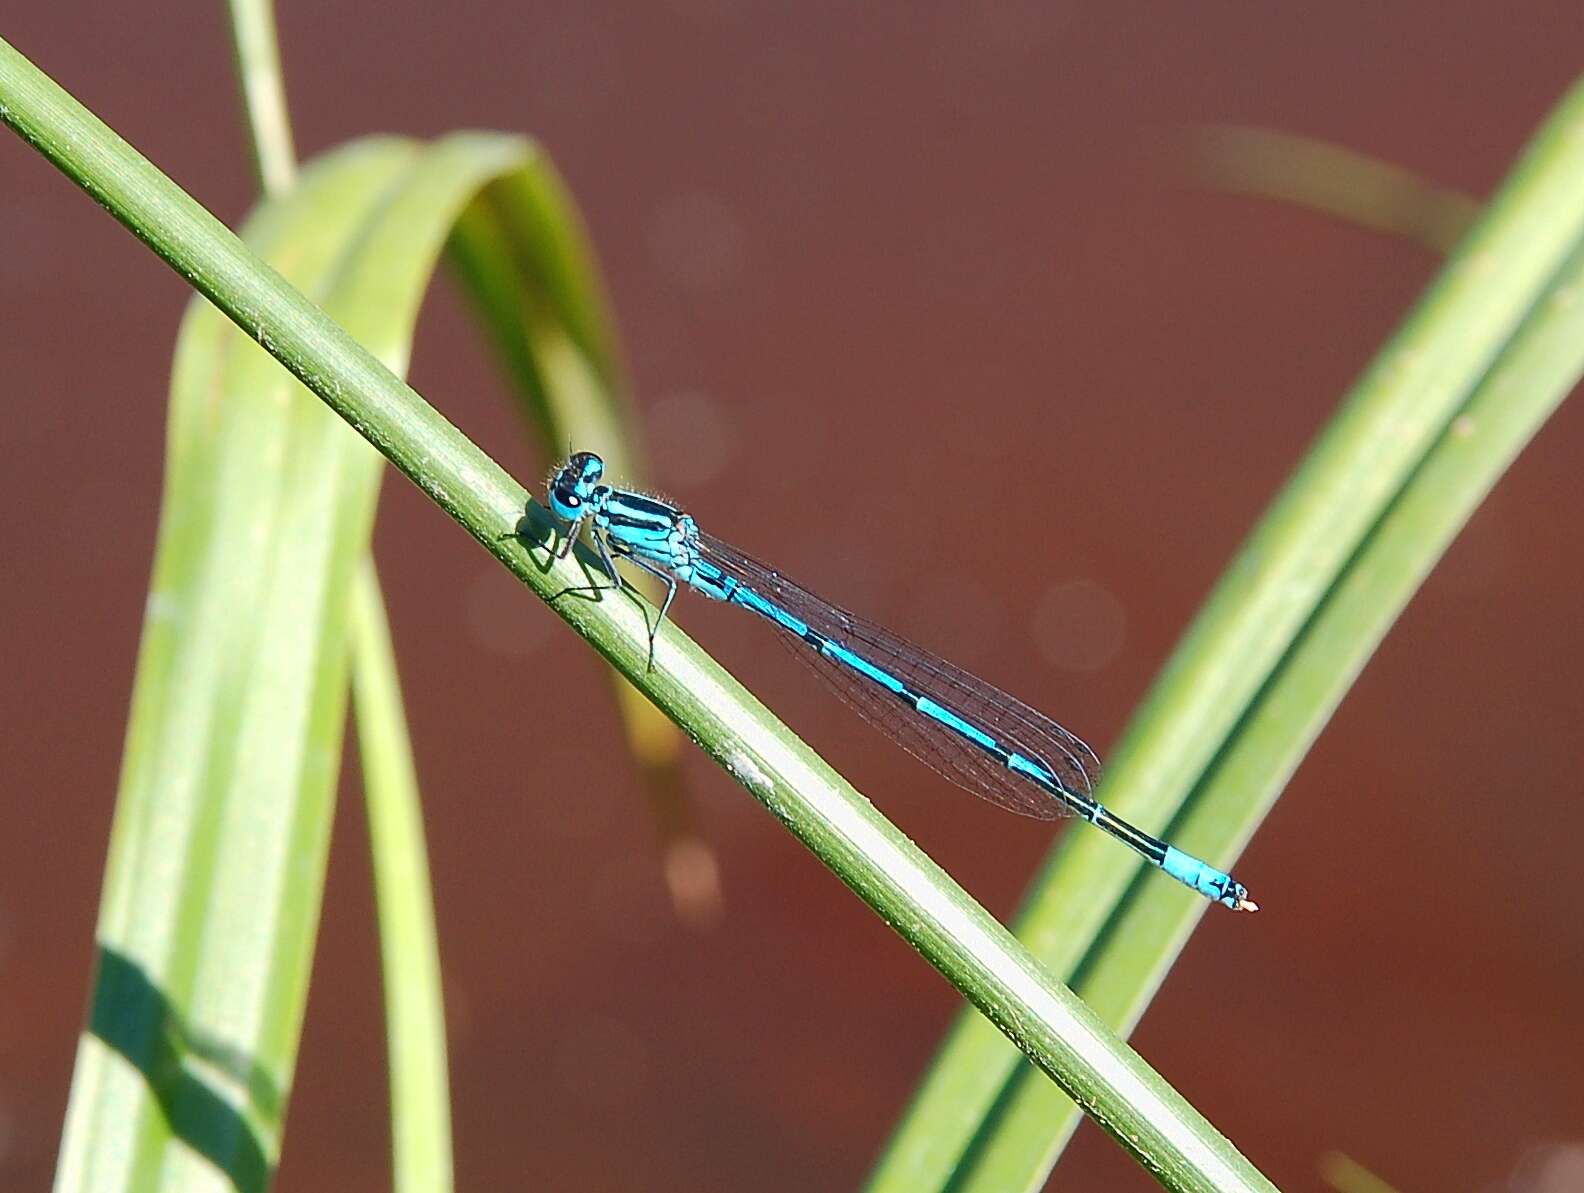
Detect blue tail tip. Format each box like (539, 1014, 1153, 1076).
(1163, 846, 1259, 912)
(1222, 880, 1258, 913)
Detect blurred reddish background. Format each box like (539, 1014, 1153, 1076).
(3, 5, 1581, 1191)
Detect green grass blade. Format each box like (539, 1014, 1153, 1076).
(1, 40, 1280, 1188)
(448, 183, 634, 463)
(449, 163, 710, 919)
(350, 560, 453, 1193)
(474, 163, 630, 399)
(220, 2, 456, 1185)
(224, 0, 296, 196)
(1188, 125, 1479, 253)
(920, 221, 1584, 1193)
(53, 137, 418, 1193)
(868, 77, 1584, 1193)
(26, 101, 538, 1187)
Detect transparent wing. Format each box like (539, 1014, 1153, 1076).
(694, 533, 1101, 820)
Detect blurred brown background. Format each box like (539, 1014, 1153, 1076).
(3, 4, 1582, 1191)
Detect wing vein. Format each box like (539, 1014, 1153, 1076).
(695, 533, 1101, 819)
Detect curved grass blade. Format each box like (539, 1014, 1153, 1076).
(924, 223, 1584, 1193)
(223, 2, 459, 1185)
(45, 124, 542, 1191)
(53, 138, 418, 1193)
(2, 42, 1279, 1190)
(868, 77, 1584, 1193)
(448, 172, 709, 920)
(1187, 125, 1480, 253)
(223, 1, 465, 1184)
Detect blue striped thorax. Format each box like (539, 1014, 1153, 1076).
(599, 492, 699, 574)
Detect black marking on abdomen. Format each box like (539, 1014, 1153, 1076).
(796, 626, 1018, 767)
(727, 586, 1098, 818)
(1093, 806, 1168, 864)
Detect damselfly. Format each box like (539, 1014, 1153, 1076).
(537, 451, 1256, 912)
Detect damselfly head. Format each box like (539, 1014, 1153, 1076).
(569, 451, 605, 484)
(548, 451, 606, 522)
